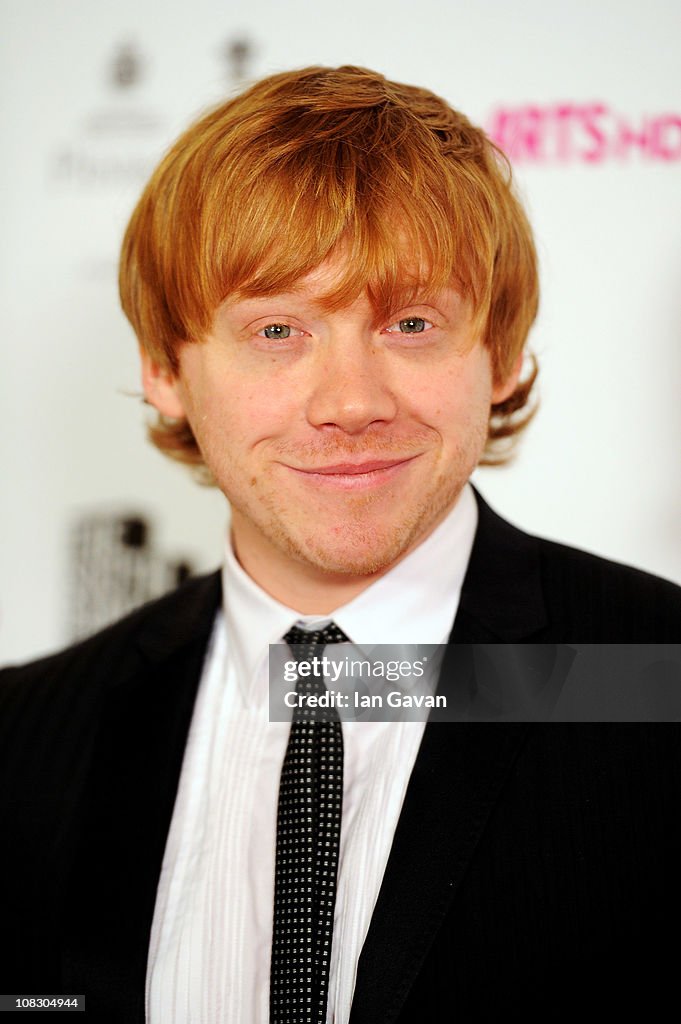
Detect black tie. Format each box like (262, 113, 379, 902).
(270, 622, 349, 1024)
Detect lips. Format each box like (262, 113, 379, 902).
(281, 455, 422, 491)
(296, 458, 415, 475)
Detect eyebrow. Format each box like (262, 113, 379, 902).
(217, 283, 468, 329)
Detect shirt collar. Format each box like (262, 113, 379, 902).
(222, 482, 477, 703)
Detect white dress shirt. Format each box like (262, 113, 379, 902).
(146, 484, 477, 1023)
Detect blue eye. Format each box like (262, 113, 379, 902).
(386, 317, 433, 334)
(261, 323, 291, 339)
(400, 318, 426, 333)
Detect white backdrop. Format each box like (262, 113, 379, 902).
(1, 0, 680, 665)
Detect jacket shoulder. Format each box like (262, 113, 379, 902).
(468, 489, 681, 641)
(534, 534, 681, 639)
(0, 570, 222, 706)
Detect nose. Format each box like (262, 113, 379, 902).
(305, 333, 398, 434)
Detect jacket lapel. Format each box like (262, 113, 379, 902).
(62, 572, 222, 1023)
(350, 490, 547, 1024)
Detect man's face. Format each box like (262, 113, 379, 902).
(143, 255, 519, 586)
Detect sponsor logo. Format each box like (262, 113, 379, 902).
(487, 103, 681, 163)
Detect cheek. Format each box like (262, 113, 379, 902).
(408, 363, 493, 432)
(184, 374, 296, 456)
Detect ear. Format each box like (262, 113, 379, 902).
(139, 347, 187, 418)
(491, 351, 524, 404)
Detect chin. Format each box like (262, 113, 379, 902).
(286, 522, 425, 579)
(301, 549, 396, 578)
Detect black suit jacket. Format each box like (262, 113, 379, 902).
(1, 491, 680, 1022)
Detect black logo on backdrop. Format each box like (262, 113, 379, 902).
(67, 511, 195, 642)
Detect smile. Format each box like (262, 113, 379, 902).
(283, 456, 422, 490)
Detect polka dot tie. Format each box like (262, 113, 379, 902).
(270, 622, 348, 1024)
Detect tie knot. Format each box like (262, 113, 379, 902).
(284, 622, 349, 656)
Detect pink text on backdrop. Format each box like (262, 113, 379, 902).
(487, 104, 681, 163)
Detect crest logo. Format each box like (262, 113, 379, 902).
(223, 36, 255, 82)
(111, 42, 144, 89)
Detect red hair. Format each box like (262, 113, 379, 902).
(120, 65, 539, 471)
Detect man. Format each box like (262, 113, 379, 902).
(1, 66, 679, 1023)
